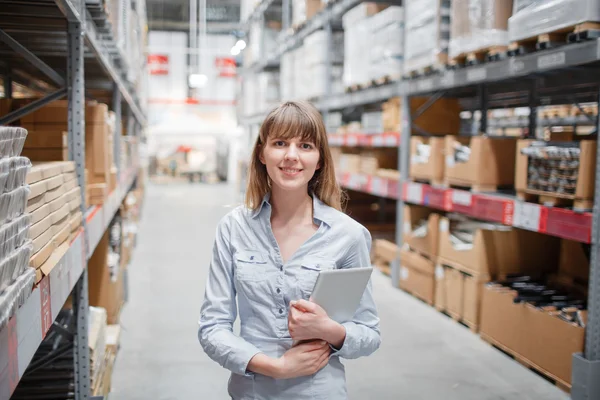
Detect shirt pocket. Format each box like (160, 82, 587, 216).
(297, 259, 336, 297)
(234, 250, 271, 281)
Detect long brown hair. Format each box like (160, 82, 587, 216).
(245, 101, 345, 211)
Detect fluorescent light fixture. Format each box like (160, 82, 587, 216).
(189, 73, 208, 88)
(236, 40, 247, 50)
(231, 46, 241, 56)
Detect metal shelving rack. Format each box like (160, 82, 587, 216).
(0, 1, 145, 399)
(240, 1, 600, 398)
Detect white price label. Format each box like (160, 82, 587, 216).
(417, 79, 434, 92)
(347, 136, 358, 146)
(445, 155, 455, 168)
(467, 67, 487, 82)
(372, 177, 386, 197)
(509, 58, 525, 75)
(537, 51, 565, 69)
(348, 174, 361, 189)
(406, 182, 423, 204)
(400, 266, 409, 280)
(385, 135, 398, 146)
(435, 265, 445, 280)
(452, 190, 472, 206)
(441, 71, 455, 87)
(513, 201, 542, 231)
(373, 135, 383, 146)
(404, 222, 411, 235)
(440, 219, 449, 232)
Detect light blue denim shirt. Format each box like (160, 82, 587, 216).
(198, 193, 381, 400)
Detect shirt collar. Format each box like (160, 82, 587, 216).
(251, 192, 333, 226)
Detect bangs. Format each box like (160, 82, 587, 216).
(261, 102, 323, 146)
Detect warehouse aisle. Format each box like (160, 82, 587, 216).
(110, 183, 569, 400)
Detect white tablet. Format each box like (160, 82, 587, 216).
(310, 267, 373, 323)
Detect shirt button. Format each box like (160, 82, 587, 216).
(279, 308, 284, 314)
(276, 288, 281, 294)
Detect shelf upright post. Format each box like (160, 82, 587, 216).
(322, 21, 333, 124)
(3, 69, 12, 98)
(67, 19, 91, 400)
(528, 80, 538, 139)
(571, 87, 600, 400)
(113, 86, 122, 175)
(393, 94, 411, 288)
(282, 0, 291, 31)
(479, 84, 488, 135)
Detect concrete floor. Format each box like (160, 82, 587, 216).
(110, 182, 569, 400)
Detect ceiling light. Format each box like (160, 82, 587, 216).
(236, 40, 247, 50)
(189, 74, 208, 88)
(231, 46, 241, 56)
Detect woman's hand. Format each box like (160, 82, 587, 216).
(273, 340, 331, 379)
(288, 300, 347, 348)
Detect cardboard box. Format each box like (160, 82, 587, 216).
(360, 150, 398, 175)
(23, 130, 67, 149)
(30, 239, 55, 269)
(438, 217, 560, 278)
(20, 100, 108, 124)
(558, 239, 589, 283)
(515, 139, 596, 203)
(409, 136, 445, 184)
(28, 180, 48, 200)
(27, 194, 45, 213)
(373, 239, 398, 263)
(480, 285, 584, 386)
(50, 204, 70, 225)
(408, 97, 462, 136)
(434, 265, 463, 316)
(66, 187, 80, 202)
(45, 185, 66, 203)
(26, 166, 44, 185)
(88, 231, 124, 324)
(404, 205, 440, 257)
(445, 136, 517, 188)
(399, 248, 436, 305)
(33, 226, 53, 253)
(39, 242, 69, 278)
(52, 219, 71, 246)
(31, 203, 50, 225)
(70, 211, 83, 232)
(69, 195, 82, 212)
(21, 148, 69, 162)
(29, 214, 52, 240)
(48, 194, 67, 213)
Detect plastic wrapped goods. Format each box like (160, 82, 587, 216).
(404, 0, 451, 75)
(0, 127, 27, 158)
(0, 267, 35, 330)
(449, 0, 513, 59)
(369, 6, 404, 81)
(509, 0, 600, 42)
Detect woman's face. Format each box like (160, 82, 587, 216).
(260, 135, 321, 193)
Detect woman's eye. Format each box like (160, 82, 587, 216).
(274, 141, 285, 146)
(301, 143, 314, 150)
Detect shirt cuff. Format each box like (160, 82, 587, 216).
(227, 343, 263, 376)
(328, 322, 355, 358)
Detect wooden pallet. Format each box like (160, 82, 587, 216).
(448, 45, 507, 68)
(480, 333, 571, 393)
(518, 190, 592, 211)
(371, 74, 401, 86)
(439, 310, 478, 333)
(508, 22, 600, 56)
(404, 63, 445, 79)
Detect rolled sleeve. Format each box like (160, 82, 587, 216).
(198, 216, 263, 376)
(331, 227, 381, 359)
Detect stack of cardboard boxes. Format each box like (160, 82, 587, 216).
(27, 161, 83, 283)
(20, 100, 117, 207)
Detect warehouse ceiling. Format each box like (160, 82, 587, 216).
(147, 0, 242, 34)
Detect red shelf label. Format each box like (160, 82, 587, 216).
(39, 278, 52, 339)
(473, 196, 514, 225)
(423, 186, 449, 211)
(388, 180, 400, 199)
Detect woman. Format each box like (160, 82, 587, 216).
(199, 101, 381, 399)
